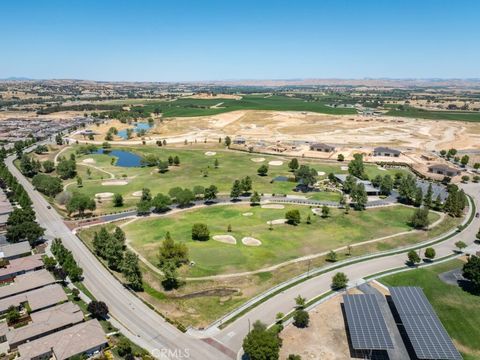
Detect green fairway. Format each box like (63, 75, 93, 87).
(380, 260, 480, 359)
(386, 105, 480, 122)
(64, 145, 409, 214)
(121, 204, 438, 277)
(104, 94, 357, 117)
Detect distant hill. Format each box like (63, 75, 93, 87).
(0, 76, 34, 81)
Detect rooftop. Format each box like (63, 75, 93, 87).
(0, 284, 67, 313)
(0, 254, 43, 279)
(17, 319, 107, 360)
(0, 270, 56, 300)
(0, 242, 31, 260)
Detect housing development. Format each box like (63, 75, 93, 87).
(2, 1, 480, 360)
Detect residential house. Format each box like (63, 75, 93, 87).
(310, 143, 335, 152)
(428, 164, 461, 177)
(373, 147, 401, 157)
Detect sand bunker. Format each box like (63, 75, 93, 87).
(317, 171, 326, 176)
(340, 166, 348, 171)
(132, 191, 143, 197)
(242, 237, 262, 246)
(268, 219, 287, 225)
(251, 157, 266, 163)
(95, 192, 114, 199)
(242, 212, 253, 216)
(205, 151, 217, 156)
(261, 204, 285, 209)
(213, 235, 237, 245)
(268, 160, 283, 166)
(82, 158, 96, 164)
(102, 180, 128, 186)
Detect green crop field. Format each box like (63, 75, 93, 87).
(120, 204, 438, 277)
(380, 260, 480, 360)
(386, 105, 480, 122)
(106, 94, 357, 117)
(64, 145, 408, 214)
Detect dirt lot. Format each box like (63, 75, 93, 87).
(279, 288, 363, 360)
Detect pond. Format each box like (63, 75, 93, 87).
(94, 149, 143, 167)
(117, 122, 153, 140)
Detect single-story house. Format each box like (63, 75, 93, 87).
(334, 174, 380, 195)
(0, 270, 55, 300)
(0, 254, 44, 283)
(17, 319, 108, 360)
(416, 180, 448, 202)
(233, 136, 246, 145)
(310, 143, 335, 152)
(7, 302, 84, 349)
(373, 147, 401, 157)
(0, 241, 31, 260)
(0, 284, 67, 315)
(428, 164, 461, 177)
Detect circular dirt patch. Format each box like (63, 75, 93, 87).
(242, 212, 253, 216)
(242, 237, 262, 246)
(267, 219, 287, 225)
(261, 204, 285, 209)
(317, 171, 326, 176)
(268, 160, 283, 166)
(95, 192, 114, 199)
(132, 191, 143, 197)
(102, 180, 128, 186)
(251, 157, 266, 163)
(82, 158, 96, 164)
(212, 235, 237, 245)
(205, 151, 217, 156)
(340, 166, 349, 171)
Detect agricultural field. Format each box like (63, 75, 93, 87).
(385, 105, 480, 122)
(121, 204, 439, 277)
(59, 144, 408, 214)
(380, 259, 480, 360)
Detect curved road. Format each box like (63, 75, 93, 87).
(6, 153, 231, 360)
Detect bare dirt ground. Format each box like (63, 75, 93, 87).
(280, 288, 363, 360)
(150, 110, 480, 152)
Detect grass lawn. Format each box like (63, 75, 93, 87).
(380, 260, 480, 359)
(63, 145, 409, 214)
(120, 204, 439, 277)
(386, 105, 480, 122)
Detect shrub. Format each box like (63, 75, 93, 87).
(192, 223, 210, 241)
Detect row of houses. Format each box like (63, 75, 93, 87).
(0, 188, 13, 232)
(0, 254, 108, 359)
(309, 143, 403, 157)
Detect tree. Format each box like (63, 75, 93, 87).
(288, 158, 299, 171)
(285, 209, 301, 225)
(113, 193, 124, 207)
(32, 174, 62, 197)
(241, 176, 253, 193)
(175, 188, 195, 207)
(348, 153, 366, 179)
(444, 187, 467, 217)
(224, 136, 231, 147)
(122, 250, 143, 290)
(192, 223, 210, 241)
(160, 260, 181, 290)
(463, 255, 480, 292)
(55, 133, 63, 145)
(6, 218, 45, 246)
(141, 188, 152, 202)
(214, 158, 219, 169)
(295, 165, 317, 187)
(250, 191, 261, 205)
(173, 156, 180, 166)
(193, 185, 205, 199)
(351, 183, 367, 210)
(230, 180, 242, 199)
(424, 247, 436, 261)
(6, 306, 20, 324)
(204, 185, 218, 202)
(136, 199, 151, 215)
(294, 295, 306, 309)
(414, 187, 423, 207)
(372, 175, 383, 188)
(326, 250, 337, 262)
(43, 256, 57, 271)
(116, 337, 133, 357)
(424, 183, 433, 208)
(398, 174, 417, 204)
(287, 355, 302, 360)
(168, 156, 174, 165)
(56, 157, 76, 179)
(337, 154, 344, 162)
(158, 232, 188, 267)
(461, 154, 470, 167)
(331, 272, 348, 290)
(407, 250, 421, 266)
(462, 175, 470, 183)
(455, 241, 467, 253)
(76, 176, 83, 188)
(410, 207, 430, 229)
(242, 321, 281, 360)
(66, 193, 96, 217)
(87, 301, 109, 319)
(158, 160, 169, 173)
(257, 164, 268, 176)
(42, 160, 55, 173)
(321, 205, 330, 218)
(293, 309, 309, 328)
(343, 175, 357, 194)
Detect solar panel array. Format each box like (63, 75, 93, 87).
(343, 294, 394, 350)
(389, 287, 462, 360)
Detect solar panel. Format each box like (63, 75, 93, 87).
(389, 287, 462, 360)
(343, 294, 394, 350)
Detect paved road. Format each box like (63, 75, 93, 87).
(6, 154, 230, 360)
(210, 183, 480, 355)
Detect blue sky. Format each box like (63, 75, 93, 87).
(1, 0, 479, 81)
